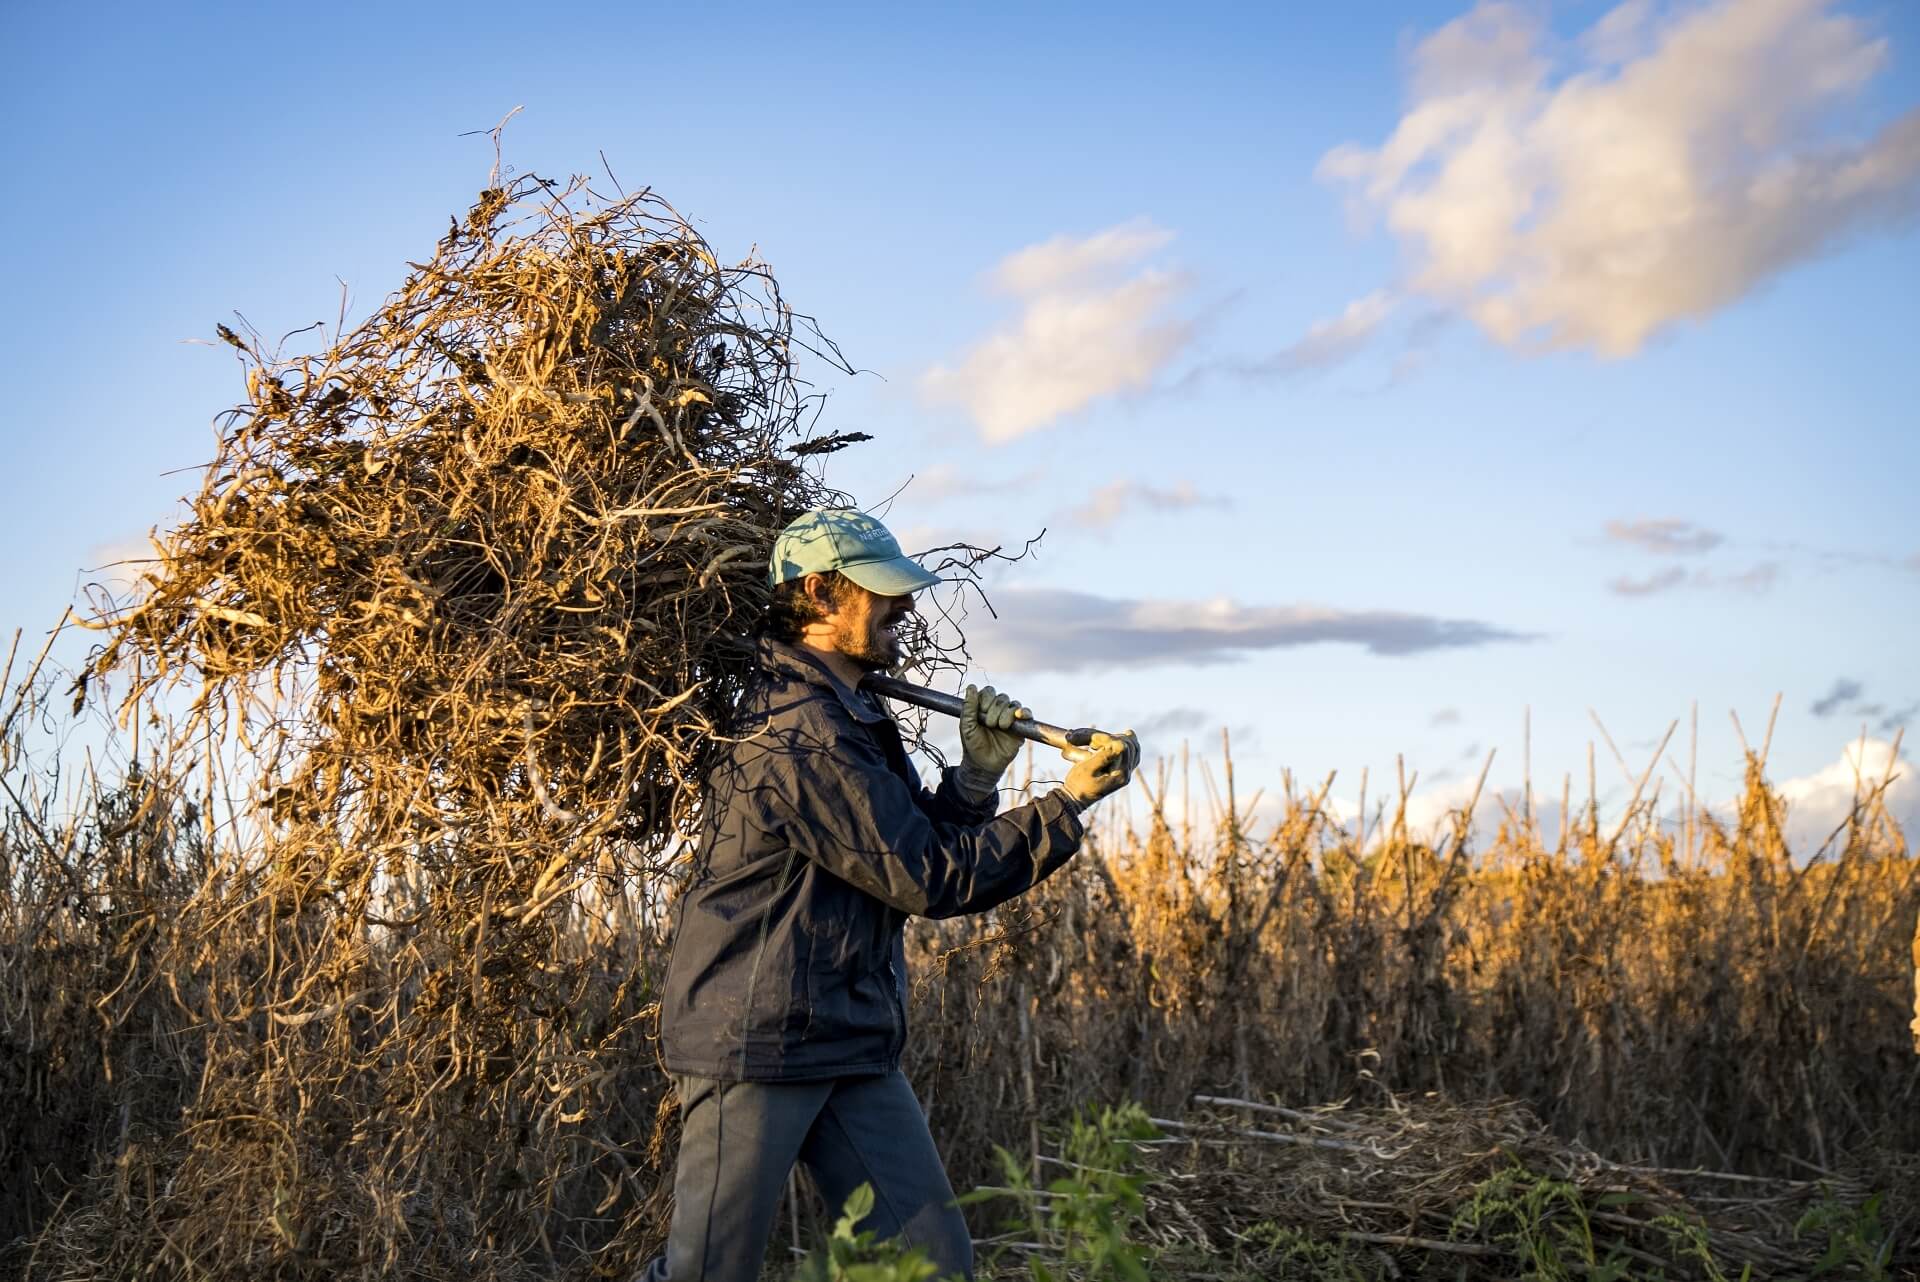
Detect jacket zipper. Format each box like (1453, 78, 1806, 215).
(887, 940, 905, 1062)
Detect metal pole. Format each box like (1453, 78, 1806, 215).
(860, 673, 1099, 752)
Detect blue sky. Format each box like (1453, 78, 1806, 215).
(3, 0, 1917, 843)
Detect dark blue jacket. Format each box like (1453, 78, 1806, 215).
(659, 640, 1087, 1081)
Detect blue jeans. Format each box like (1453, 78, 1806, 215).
(641, 1071, 973, 1281)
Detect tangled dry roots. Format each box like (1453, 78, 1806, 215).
(49, 174, 907, 1278)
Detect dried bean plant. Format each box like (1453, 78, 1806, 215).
(35, 172, 934, 1280)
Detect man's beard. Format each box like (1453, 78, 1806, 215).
(833, 616, 900, 671)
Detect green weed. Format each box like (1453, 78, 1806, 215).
(789, 1183, 945, 1282)
(1795, 1190, 1893, 1281)
(959, 1101, 1161, 1282)
(1232, 1222, 1381, 1281)
(1452, 1164, 1638, 1281)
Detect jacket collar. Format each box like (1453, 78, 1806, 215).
(757, 637, 887, 724)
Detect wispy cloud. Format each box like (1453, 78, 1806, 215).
(899, 464, 1041, 505)
(1607, 561, 1779, 597)
(1182, 295, 1447, 387)
(1133, 705, 1212, 738)
(1255, 289, 1399, 376)
(1805, 679, 1915, 731)
(1604, 518, 1723, 556)
(1319, 0, 1920, 356)
(970, 587, 1532, 673)
(1430, 707, 1462, 727)
(1811, 677, 1865, 717)
(1608, 567, 1687, 597)
(1721, 562, 1780, 593)
(922, 220, 1194, 442)
(1063, 479, 1229, 532)
(1878, 702, 1919, 734)
(1907, 552, 1920, 573)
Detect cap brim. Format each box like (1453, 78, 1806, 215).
(838, 555, 941, 596)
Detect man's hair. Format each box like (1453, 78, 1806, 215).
(760, 571, 858, 644)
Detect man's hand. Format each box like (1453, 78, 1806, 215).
(1059, 730, 1140, 808)
(960, 684, 1029, 782)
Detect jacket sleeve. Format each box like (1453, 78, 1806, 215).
(919, 765, 1000, 826)
(751, 707, 1084, 919)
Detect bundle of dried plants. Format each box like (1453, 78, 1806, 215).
(37, 170, 945, 1279)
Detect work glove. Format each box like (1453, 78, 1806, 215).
(957, 684, 1029, 802)
(1058, 730, 1141, 810)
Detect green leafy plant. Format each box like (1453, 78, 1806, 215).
(1234, 1221, 1380, 1281)
(1795, 1190, 1893, 1281)
(789, 1183, 945, 1282)
(1649, 1208, 1751, 1282)
(960, 1101, 1161, 1282)
(1452, 1164, 1636, 1282)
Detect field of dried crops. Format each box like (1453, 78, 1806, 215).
(3, 176, 1912, 1280)
(3, 660, 1912, 1278)
(904, 744, 1917, 1277)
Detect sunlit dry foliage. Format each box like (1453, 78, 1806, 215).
(15, 171, 907, 1279)
(0, 171, 1912, 1279)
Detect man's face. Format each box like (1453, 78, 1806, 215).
(820, 580, 915, 671)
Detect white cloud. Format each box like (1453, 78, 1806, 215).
(1777, 737, 1917, 852)
(1400, 775, 1510, 841)
(1320, 0, 1920, 356)
(968, 586, 1531, 673)
(922, 222, 1193, 442)
(988, 220, 1174, 294)
(1582, 0, 1659, 64)
(1314, 762, 1508, 844)
(1063, 479, 1230, 531)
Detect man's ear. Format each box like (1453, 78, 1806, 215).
(801, 572, 834, 610)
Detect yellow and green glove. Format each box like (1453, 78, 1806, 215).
(1058, 730, 1140, 810)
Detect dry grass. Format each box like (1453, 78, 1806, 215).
(910, 738, 1918, 1173)
(0, 170, 1912, 1279)
(903, 744, 1917, 1276)
(4, 660, 1913, 1277)
(12, 170, 904, 1280)
(4, 169, 992, 1280)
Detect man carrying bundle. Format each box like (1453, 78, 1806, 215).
(642, 509, 1139, 1281)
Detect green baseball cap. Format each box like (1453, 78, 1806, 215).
(768, 508, 941, 596)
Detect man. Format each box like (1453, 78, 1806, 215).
(642, 508, 1138, 1281)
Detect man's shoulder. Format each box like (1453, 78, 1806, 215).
(735, 667, 865, 747)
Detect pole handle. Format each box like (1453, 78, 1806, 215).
(860, 673, 1099, 753)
